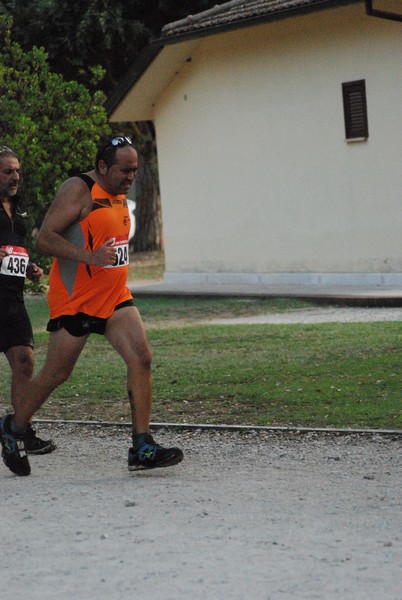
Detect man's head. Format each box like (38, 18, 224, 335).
(95, 136, 138, 196)
(0, 146, 20, 200)
(95, 136, 134, 171)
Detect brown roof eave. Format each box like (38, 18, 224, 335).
(158, 0, 361, 45)
(106, 0, 361, 118)
(105, 42, 164, 117)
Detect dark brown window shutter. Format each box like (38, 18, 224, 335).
(342, 80, 369, 140)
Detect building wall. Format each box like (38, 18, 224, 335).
(154, 5, 402, 284)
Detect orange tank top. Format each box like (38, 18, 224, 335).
(47, 174, 133, 319)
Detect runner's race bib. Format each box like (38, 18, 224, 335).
(0, 245, 29, 277)
(104, 236, 129, 269)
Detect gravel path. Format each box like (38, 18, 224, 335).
(208, 306, 402, 325)
(1, 306, 402, 599)
(1, 424, 401, 600)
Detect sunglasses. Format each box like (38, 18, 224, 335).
(98, 136, 132, 160)
(109, 136, 132, 147)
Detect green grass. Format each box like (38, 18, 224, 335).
(0, 295, 401, 429)
(23, 294, 317, 332)
(128, 249, 165, 280)
(147, 322, 402, 429)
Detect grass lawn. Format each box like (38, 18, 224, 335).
(0, 290, 401, 430)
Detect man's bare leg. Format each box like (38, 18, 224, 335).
(105, 306, 152, 434)
(5, 345, 56, 454)
(5, 345, 35, 412)
(13, 329, 88, 429)
(105, 305, 183, 470)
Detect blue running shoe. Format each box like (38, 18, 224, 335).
(128, 433, 183, 471)
(0, 414, 30, 476)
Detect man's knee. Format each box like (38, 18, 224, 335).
(18, 352, 35, 376)
(137, 346, 152, 371)
(7, 347, 35, 379)
(129, 340, 152, 371)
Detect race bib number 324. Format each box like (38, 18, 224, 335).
(0, 245, 29, 277)
(104, 237, 129, 269)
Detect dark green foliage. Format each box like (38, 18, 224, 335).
(0, 1, 228, 253)
(0, 1, 227, 94)
(0, 16, 110, 266)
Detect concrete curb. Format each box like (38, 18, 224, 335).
(128, 280, 402, 306)
(33, 418, 402, 437)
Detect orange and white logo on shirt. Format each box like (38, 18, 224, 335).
(0, 245, 29, 277)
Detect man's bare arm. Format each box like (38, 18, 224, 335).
(36, 177, 116, 266)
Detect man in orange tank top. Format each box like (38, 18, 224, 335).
(0, 137, 183, 476)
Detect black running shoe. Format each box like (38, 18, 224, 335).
(0, 414, 31, 476)
(128, 433, 184, 471)
(25, 424, 56, 455)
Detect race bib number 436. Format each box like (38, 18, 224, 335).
(0, 245, 29, 277)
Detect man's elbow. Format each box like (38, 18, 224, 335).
(35, 233, 49, 255)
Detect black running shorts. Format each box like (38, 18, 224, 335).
(0, 299, 34, 353)
(46, 299, 134, 337)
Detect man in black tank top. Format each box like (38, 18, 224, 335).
(0, 146, 56, 456)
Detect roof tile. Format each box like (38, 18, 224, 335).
(161, 0, 338, 37)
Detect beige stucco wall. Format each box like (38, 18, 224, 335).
(154, 4, 402, 284)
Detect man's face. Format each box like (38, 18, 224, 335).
(0, 156, 20, 199)
(101, 146, 139, 196)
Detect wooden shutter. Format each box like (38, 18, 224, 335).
(342, 80, 369, 140)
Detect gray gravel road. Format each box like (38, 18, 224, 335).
(1, 424, 401, 600)
(207, 305, 402, 325)
(1, 306, 402, 599)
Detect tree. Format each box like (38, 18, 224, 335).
(0, 16, 110, 266)
(1, 1, 227, 94)
(131, 122, 163, 251)
(1, 1, 228, 252)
